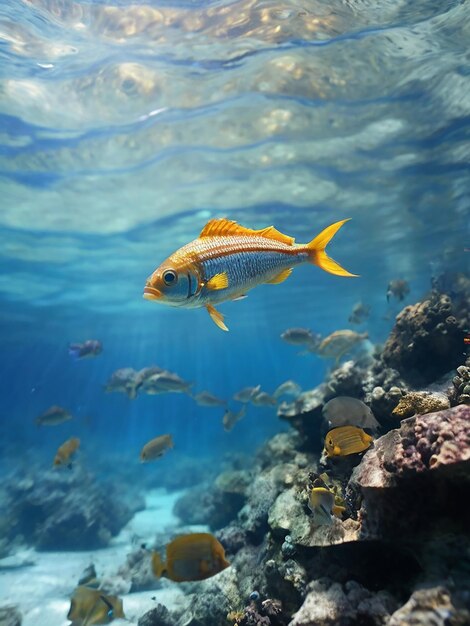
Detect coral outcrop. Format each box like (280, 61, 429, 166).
(381, 292, 467, 386)
(0, 605, 22, 626)
(5, 467, 143, 550)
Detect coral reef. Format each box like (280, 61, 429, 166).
(4, 467, 144, 550)
(290, 579, 397, 626)
(449, 360, 470, 406)
(388, 586, 470, 626)
(381, 291, 467, 386)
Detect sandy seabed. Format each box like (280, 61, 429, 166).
(0, 489, 198, 626)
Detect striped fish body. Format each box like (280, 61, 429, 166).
(172, 234, 308, 307)
(144, 218, 356, 331)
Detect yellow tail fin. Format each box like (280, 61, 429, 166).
(307, 219, 358, 277)
(151, 551, 166, 578)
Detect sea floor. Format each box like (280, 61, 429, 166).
(0, 489, 200, 625)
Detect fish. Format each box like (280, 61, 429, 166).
(143, 218, 356, 331)
(251, 391, 277, 407)
(35, 405, 72, 427)
(151, 532, 229, 582)
(104, 368, 139, 399)
(193, 391, 227, 407)
(323, 426, 373, 458)
(386, 279, 410, 302)
(316, 330, 368, 362)
(308, 486, 346, 526)
(348, 301, 370, 325)
(223, 406, 246, 432)
(67, 585, 125, 625)
(322, 397, 380, 431)
(68, 340, 103, 360)
(273, 380, 302, 400)
(233, 385, 261, 403)
(280, 327, 321, 350)
(78, 564, 100, 589)
(140, 434, 174, 462)
(140, 371, 192, 394)
(134, 366, 165, 392)
(53, 437, 80, 468)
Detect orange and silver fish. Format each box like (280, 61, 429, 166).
(143, 218, 356, 331)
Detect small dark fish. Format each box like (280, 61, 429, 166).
(233, 385, 260, 403)
(69, 340, 103, 359)
(152, 532, 229, 582)
(386, 279, 410, 302)
(140, 434, 174, 462)
(251, 391, 277, 407)
(273, 380, 302, 399)
(193, 391, 227, 407)
(35, 405, 72, 427)
(104, 368, 139, 399)
(280, 327, 319, 347)
(223, 406, 246, 432)
(348, 301, 371, 325)
(141, 371, 192, 394)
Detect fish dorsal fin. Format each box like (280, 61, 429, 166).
(199, 218, 294, 245)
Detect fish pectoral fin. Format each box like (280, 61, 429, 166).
(206, 305, 229, 331)
(206, 272, 229, 290)
(333, 445, 341, 456)
(266, 268, 293, 284)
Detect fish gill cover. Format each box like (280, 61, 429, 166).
(0, 0, 469, 625)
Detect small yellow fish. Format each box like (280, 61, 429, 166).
(140, 434, 174, 462)
(324, 426, 373, 458)
(151, 532, 229, 582)
(67, 586, 125, 625)
(53, 437, 80, 468)
(144, 218, 356, 331)
(308, 487, 346, 526)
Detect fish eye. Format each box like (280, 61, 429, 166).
(249, 591, 260, 601)
(163, 270, 178, 286)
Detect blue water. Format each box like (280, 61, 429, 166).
(0, 0, 469, 520)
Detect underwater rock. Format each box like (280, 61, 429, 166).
(289, 579, 397, 626)
(6, 468, 143, 550)
(216, 524, 248, 555)
(268, 488, 360, 548)
(116, 546, 155, 592)
(349, 405, 470, 539)
(138, 603, 173, 626)
(173, 483, 246, 530)
(0, 605, 22, 626)
(324, 361, 366, 401)
(392, 390, 450, 419)
(181, 567, 237, 626)
(237, 468, 285, 541)
(215, 470, 252, 495)
(228, 597, 288, 626)
(381, 292, 466, 386)
(388, 586, 470, 626)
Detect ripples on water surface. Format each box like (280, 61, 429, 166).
(0, 0, 469, 443)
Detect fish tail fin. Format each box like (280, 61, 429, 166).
(151, 551, 166, 578)
(306, 219, 358, 277)
(332, 504, 346, 518)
